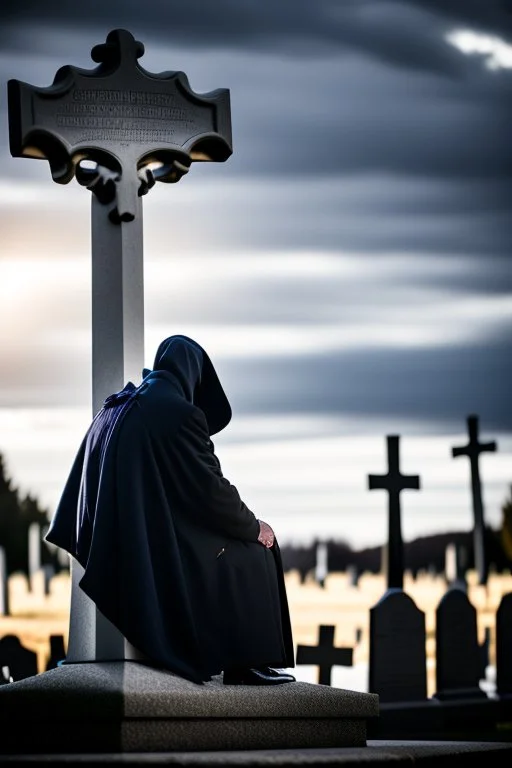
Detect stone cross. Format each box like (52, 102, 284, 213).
(296, 625, 353, 685)
(368, 435, 420, 590)
(8, 28, 232, 664)
(452, 414, 497, 586)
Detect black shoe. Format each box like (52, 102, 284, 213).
(223, 666, 296, 685)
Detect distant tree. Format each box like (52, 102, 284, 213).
(280, 543, 316, 582)
(0, 453, 24, 574)
(0, 452, 58, 576)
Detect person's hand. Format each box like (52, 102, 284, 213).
(257, 519, 275, 548)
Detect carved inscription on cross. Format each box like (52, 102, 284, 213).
(452, 414, 497, 586)
(296, 625, 353, 686)
(368, 435, 420, 591)
(8, 28, 232, 224)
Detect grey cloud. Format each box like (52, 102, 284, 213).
(2, 326, 510, 435)
(1, 33, 509, 191)
(221, 331, 512, 433)
(143, 174, 511, 258)
(1, 1, 511, 73)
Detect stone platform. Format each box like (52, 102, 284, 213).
(0, 661, 379, 753)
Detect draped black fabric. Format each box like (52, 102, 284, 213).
(45, 335, 295, 683)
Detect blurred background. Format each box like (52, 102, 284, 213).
(0, 1, 511, 691)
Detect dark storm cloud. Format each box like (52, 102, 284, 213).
(3, 322, 509, 435)
(1, 0, 510, 185)
(222, 330, 512, 433)
(1, 0, 511, 71)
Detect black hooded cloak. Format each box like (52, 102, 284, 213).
(45, 335, 295, 683)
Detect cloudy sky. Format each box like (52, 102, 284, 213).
(0, 1, 511, 550)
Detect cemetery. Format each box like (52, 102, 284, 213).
(0, 25, 511, 766)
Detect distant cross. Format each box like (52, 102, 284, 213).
(296, 625, 353, 685)
(8, 28, 232, 665)
(452, 414, 497, 586)
(315, 541, 328, 588)
(368, 435, 420, 590)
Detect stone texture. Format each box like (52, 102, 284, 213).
(0, 662, 379, 753)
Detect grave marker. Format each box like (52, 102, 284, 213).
(8, 28, 232, 663)
(0, 547, 9, 616)
(452, 415, 497, 585)
(315, 542, 328, 588)
(296, 625, 353, 686)
(369, 589, 427, 703)
(445, 542, 467, 592)
(433, 589, 486, 700)
(0, 666, 13, 685)
(496, 592, 512, 696)
(0, 635, 38, 682)
(346, 564, 359, 587)
(368, 435, 420, 590)
(28, 522, 41, 592)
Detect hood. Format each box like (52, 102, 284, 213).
(148, 334, 232, 436)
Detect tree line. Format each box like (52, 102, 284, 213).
(0, 453, 63, 577)
(280, 489, 512, 581)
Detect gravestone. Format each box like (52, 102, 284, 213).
(433, 589, 487, 700)
(46, 634, 67, 671)
(452, 414, 497, 586)
(42, 563, 55, 596)
(368, 435, 420, 590)
(28, 522, 41, 592)
(445, 542, 467, 592)
(0, 666, 13, 685)
(296, 625, 353, 685)
(347, 564, 359, 587)
(8, 27, 232, 664)
(479, 625, 491, 683)
(0, 635, 38, 682)
(496, 592, 512, 696)
(0, 546, 9, 615)
(315, 542, 328, 588)
(369, 589, 427, 703)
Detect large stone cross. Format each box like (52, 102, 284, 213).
(7, 28, 232, 663)
(368, 435, 420, 590)
(452, 414, 497, 586)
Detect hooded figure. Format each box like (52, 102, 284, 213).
(45, 335, 295, 684)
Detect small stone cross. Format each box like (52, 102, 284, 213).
(296, 625, 353, 685)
